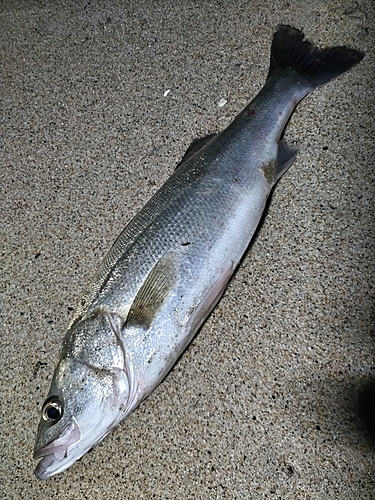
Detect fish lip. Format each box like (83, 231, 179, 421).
(34, 418, 81, 459)
(34, 418, 81, 478)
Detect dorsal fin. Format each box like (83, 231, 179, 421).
(175, 133, 216, 169)
(126, 254, 177, 329)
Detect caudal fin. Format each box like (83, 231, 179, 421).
(267, 25, 364, 87)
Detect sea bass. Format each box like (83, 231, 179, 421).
(34, 25, 364, 479)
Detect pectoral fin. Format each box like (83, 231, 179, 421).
(126, 255, 177, 328)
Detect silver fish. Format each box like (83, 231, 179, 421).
(34, 25, 364, 479)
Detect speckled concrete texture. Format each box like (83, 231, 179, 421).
(1, 0, 374, 498)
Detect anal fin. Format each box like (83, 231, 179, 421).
(186, 262, 234, 333)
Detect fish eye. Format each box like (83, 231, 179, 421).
(41, 397, 63, 422)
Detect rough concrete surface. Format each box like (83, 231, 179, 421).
(1, 1, 374, 498)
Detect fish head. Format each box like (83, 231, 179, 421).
(34, 309, 135, 479)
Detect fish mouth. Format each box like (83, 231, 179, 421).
(34, 418, 81, 479)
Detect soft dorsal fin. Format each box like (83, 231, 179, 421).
(175, 133, 216, 169)
(126, 254, 177, 328)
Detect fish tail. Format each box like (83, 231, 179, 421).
(267, 25, 364, 87)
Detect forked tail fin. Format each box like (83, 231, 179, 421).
(267, 25, 364, 87)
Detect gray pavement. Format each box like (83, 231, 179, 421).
(1, 1, 374, 498)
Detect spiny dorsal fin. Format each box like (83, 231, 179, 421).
(175, 133, 216, 169)
(126, 254, 177, 329)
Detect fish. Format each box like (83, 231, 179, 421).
(33, 25, 364, 479)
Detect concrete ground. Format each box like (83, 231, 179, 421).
(1, 1, 374, 498)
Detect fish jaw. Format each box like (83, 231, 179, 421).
(33, 418, 81, 479)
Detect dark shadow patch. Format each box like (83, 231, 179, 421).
(358, 378, 375, 444)
(312, 375, 375, 450)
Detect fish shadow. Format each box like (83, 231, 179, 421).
(357, 378, 375, 444)
(314, 374, 375, 449)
